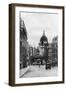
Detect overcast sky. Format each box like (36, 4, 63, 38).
(20, 12, 58, 47)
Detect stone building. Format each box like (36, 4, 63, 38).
(52, 36, 58, 66)
(48, 43, 53, 64)
(39, 30, 48, 64)
(20, 18, 29, 69)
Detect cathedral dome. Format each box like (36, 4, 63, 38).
(40, 35, 48, 42)
(39, 30, 48, 46)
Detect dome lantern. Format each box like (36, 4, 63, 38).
(43, 30, 45, 36)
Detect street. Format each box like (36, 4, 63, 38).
(20, 65, 58, 78)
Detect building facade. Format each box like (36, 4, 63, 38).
(39, 30, 48, 64)
(20, 18, 29, 69)
(52, 36, 58, 66)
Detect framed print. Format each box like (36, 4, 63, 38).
(9, 3, 64, 86)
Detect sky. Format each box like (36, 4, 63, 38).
(20, 11, 58, 47)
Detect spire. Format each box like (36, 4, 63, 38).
(43, 30, 45, 36)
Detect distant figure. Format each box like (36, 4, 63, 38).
(38, 59, 41, 68)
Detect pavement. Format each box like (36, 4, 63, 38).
(20, 65, 58, 78)
(20, 66, 30, 77)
